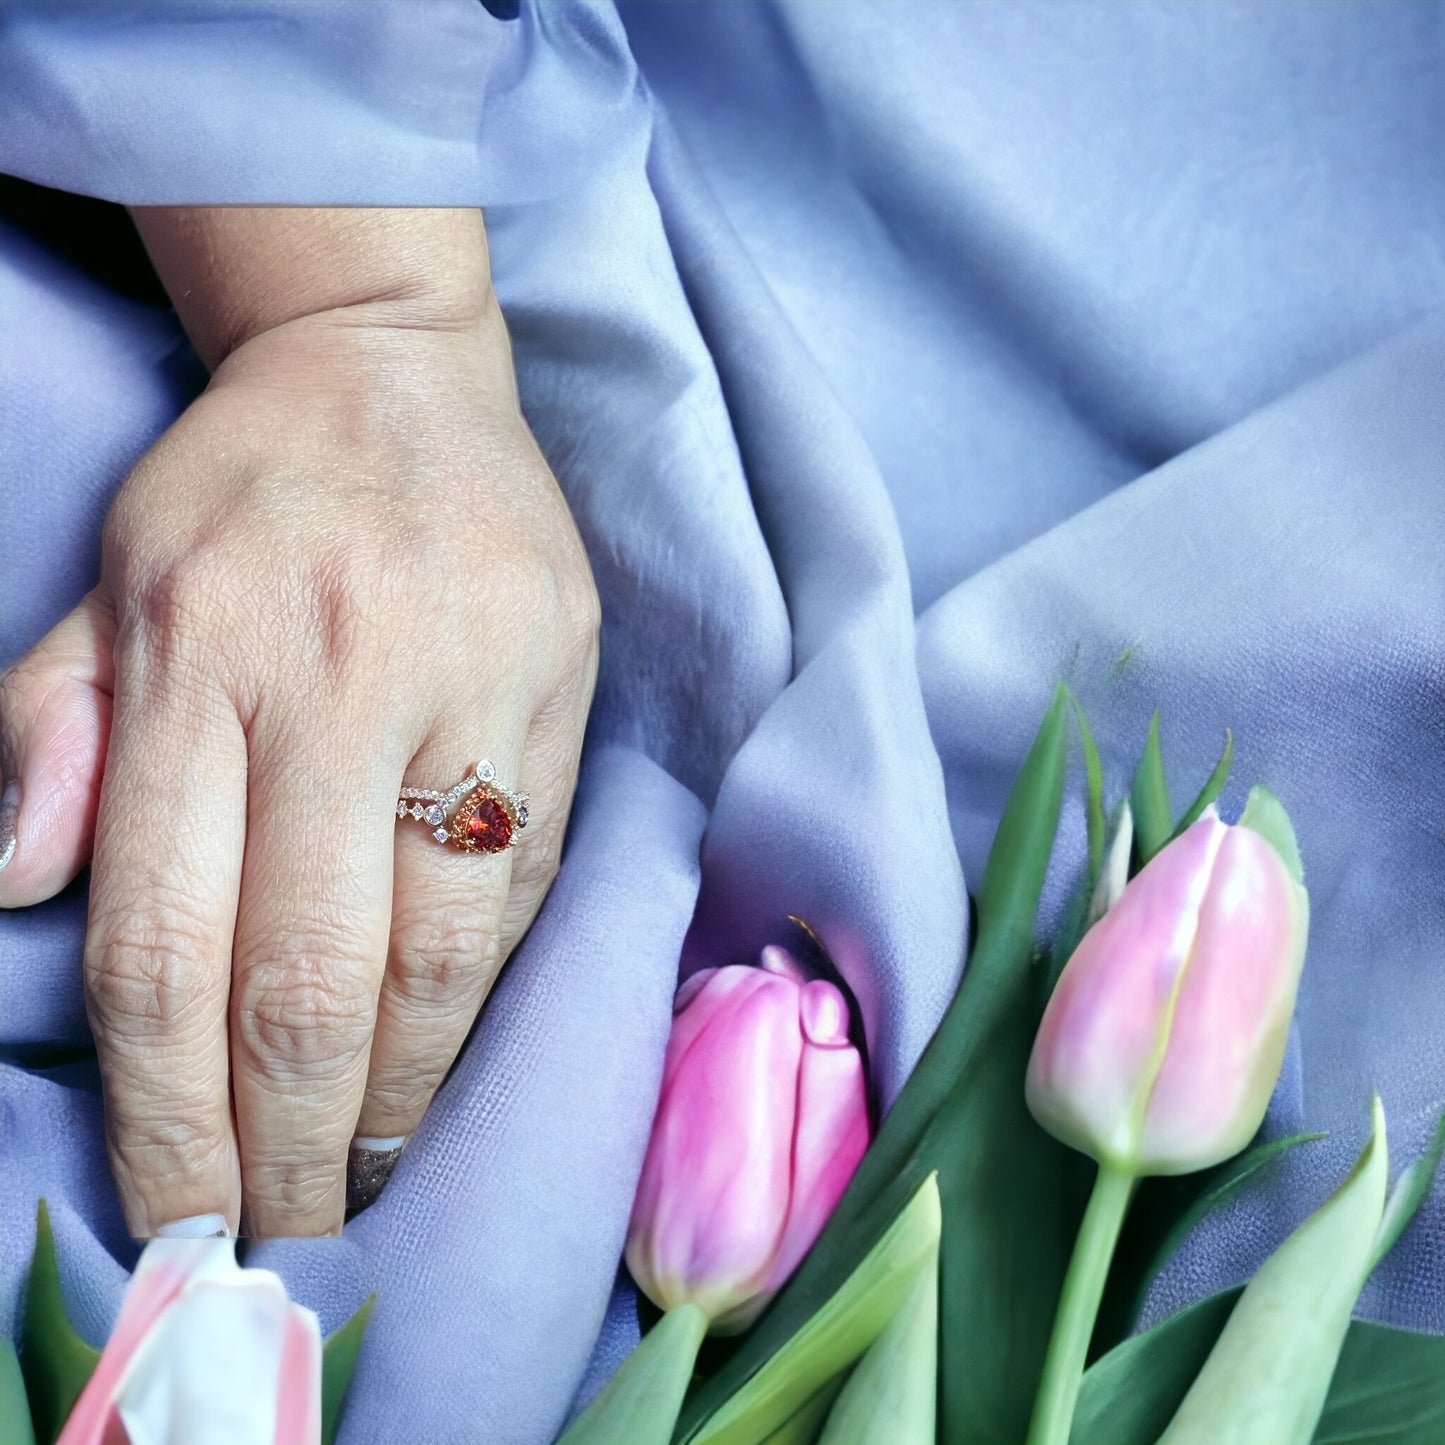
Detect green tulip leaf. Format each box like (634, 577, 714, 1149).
(1314, 1319, 1445, 1442)
(1129, 711, 1173, 865)
(1370, 1107, 1445, 1272)
(1073, 1288, 1238, 1444)
(562, 1304, 709, 1445)
(20, 1202, 100, 1445)
(0, 1338, 37, 1445)
(1069, 693, 1107, 883)
(1238, 785, 1305, 885)
(1157, 1096, 1389, 1444)
(691, 1175, 940, 1445)
(1095, 1130, 1326, 1350)
(756, 1379, 845, 1445)
(321, 1293, 376, 1445)
(1076, 1293, 1445, 1445)
(816, 1244, 936, 1444)
(677, 687, 1075, 1443)
(1170, 729, 1234, 840)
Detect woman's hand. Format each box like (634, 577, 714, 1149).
(0, 209, 599, 1236)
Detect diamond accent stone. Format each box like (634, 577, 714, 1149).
(517, 806, 529, 827)
(478, 760, 496, 782)
(424, 805, 444, 827)
(410, 804, 424, 820)
(396, 801, 407, 818)
(433, 826, 449, 843)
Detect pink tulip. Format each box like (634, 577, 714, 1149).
(1026, 809, 1309, 1175)
(57, 1239, 321, 1445)
(626, 946, 871, 1334)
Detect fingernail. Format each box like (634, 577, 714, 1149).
(154, 1213, 230, 1238)
(0, 779, 19, 872)
(347, 1135, 407, 1212)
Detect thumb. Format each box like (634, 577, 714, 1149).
(0, 591, 115, 907)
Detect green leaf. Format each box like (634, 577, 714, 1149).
(1371, 1107, 1445, 1272)
(20, 1202, 100, 1445)
(1095, 1130, 1326, 1350)
(321, 1293, 376, 1445)
(1069, 694, 1107, 884)
(817, 1245, 936, 1444)
(1169, 729, 1233, 841)
(1157, 1096, 1389, 1444)
(562, 1304, 708, 1445)
(756, 1379, 845, 1445)
(1077, 1299, 1445, 1445)
(677, 685, 1075, 1443)
(1314, 1320, 1445, 1442)
(1129, 711, 1173, 865)
(1073, 1289, 1239, 1445)
(0, 1338, 37, 1445)
(1238, 785, 1304, 885)
(691, 1176, 940, 1445)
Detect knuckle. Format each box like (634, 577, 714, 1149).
(245, 1161, 341, 1227)
(135, 557, 226, 649)
(389, 906, 498, 1011)
(304, 556, 383, 680)
(113, 1106, 230, 1186)
(234, 948, 374, 1080)
(88, 904, 223, 1044)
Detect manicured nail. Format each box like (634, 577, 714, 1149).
(347, 1135, 407, 1212)
(0, 779, 19, 872)
(154, 1213, 230, 1238)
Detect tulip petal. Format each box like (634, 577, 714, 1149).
(56, 1242, 238, 1445)
(1027, 815, 1228, 1168)
(756, 1009, 870, 1308)
(274, 1305, 323, 1445)
(116, 1272, 292, 1445)
(1140, 826, 1308, 1172)
(660, 966, 779, 1095)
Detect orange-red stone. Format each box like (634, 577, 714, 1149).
(465, 798, 512, 852)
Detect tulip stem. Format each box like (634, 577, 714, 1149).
(1025, 1163, 1135, 1445)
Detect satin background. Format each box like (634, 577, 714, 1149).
(2, 2, 1444, 1441)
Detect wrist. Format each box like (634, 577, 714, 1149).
(131, 207, 494, 371)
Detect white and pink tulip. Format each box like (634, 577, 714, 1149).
(57, 1239, 321, 1445)
(1026, 808, 1309, 1176)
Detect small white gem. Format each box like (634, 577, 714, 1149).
(478, 760, 495, 781)
(433, 827, 450, 843)
(396, 801, 406, 818)
(410, 804, 424, 820)
(517, 806, 528, 827)
(424, 805, 443, 826)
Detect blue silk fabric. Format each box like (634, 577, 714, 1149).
(2, 3, 1443, 1439)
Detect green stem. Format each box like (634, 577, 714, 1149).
(1025, 1164, 1135, 1445)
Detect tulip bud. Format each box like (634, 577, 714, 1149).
(626, 947, 871, 1334)
(57, 1239, 321, 1445)
(1026, 806, 1308, 1176)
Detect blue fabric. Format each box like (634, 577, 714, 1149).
(2, 2, 1444, 1440)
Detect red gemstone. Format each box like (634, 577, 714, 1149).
(464, 798, 512, 852)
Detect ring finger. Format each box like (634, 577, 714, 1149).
(346, 717, 528, 1208)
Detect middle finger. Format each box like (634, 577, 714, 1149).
(230, 711, 402, 1235)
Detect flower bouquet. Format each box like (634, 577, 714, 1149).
(563, 689, 1445, 1445)
(8, 689, 1445, 1443)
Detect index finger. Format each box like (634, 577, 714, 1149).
(84, 663, 245, 1238)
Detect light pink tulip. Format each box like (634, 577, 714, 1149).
(57, 1238, 321, 1445)
(626, 946, 871, 1334)
(1026, 810, 1309, 1176)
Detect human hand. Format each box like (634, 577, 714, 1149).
(0, 209, 599, 1236)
